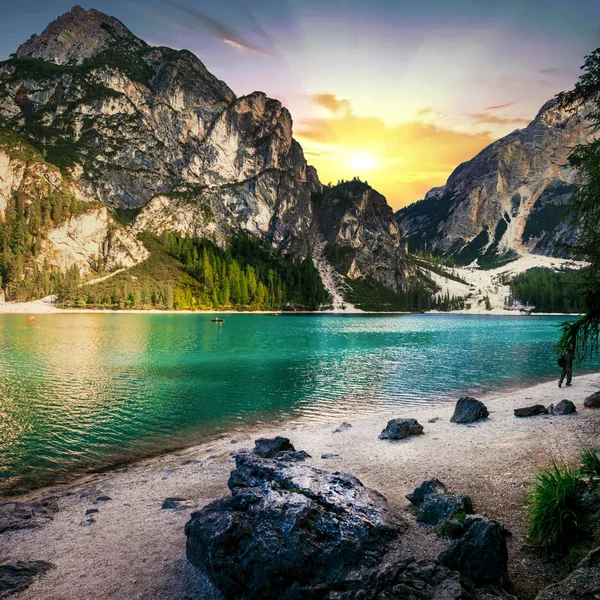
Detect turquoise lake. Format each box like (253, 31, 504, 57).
(0, 313, 597, 493)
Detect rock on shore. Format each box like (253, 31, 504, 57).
(185, 450, 403, 599)
(450, 398, 489, 424)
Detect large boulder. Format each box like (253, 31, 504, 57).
(553, 399, 577, 415)
(536, 546, 600, 599)
(379, 418, 424, 441)
(439, 517, 509, 587)
(450, 398, 489, 424)
(0, 561, 54, 597)
(406, 479, 447, 505)
(584, 392, 600, 409)
(418, 494, 473, 526)
(514, 404, 547, 417)
(185, 452, 403, 599)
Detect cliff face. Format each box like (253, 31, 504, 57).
(396, 99, 592, 263)
(0, 130, 146, 286)
(0, 6, 417, 302)
(314, 180, 415, 292)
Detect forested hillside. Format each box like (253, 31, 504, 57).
(58, 232, 331, 311)
(508, 268, 584, 313)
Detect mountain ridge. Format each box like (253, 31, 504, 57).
(396, 98, 592, 266)
(0, 6, 421, 308)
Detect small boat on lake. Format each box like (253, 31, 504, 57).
(211, 318, 224, 323)
(26, 316, 35, 323)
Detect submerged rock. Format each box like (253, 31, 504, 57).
(439, 517, 509, 588)
(0, 561, 54, 597)
(406, 479, 447, 505)
(379, 418, 424, 441)
(553, 399, 577, 415)
(0, 499, 58, 534)
(514, 404, 547, 417)
(584, 392, 600, 408)
(418, 494, 473, 526)
(185, 452, 403, 599)
(450, 397, 489, 424)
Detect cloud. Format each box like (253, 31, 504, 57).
(540, 68, 561, 75)
(482, 103, 514, 111)
(311, 94, 352, 114)
(295, 98, 494, 209)
(160, 0, 270, 55)
(466, 112, 530, 126)
(417, 107, 434, 116)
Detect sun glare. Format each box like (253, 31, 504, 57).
(348, 153, 377, 172)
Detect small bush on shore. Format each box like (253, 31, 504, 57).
(580, 448, 600, 487)
(526, 460, 588, 551)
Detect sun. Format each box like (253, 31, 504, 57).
(348, 152, 377, 172)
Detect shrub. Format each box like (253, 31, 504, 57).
(580, 448, 600, 488)
(526, 460, 588, 550)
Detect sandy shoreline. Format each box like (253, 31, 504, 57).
(0, 298, 578, 317)
(3, 372, 600, 599)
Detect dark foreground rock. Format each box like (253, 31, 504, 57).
(439, 518, 509, 588)
(553, 399, 577, 415)
(290, 559, 473, 599)
(185, 452, 403, 599)
(379, 418, 424, 441)
(252, 436, 295, 458)
(514, 404, 547, 417)
(584, 392, 600, 408)
(0, 499, 58, 534)
(406, 478, 447, 505)
(536, 546, 600, 599)
(418, 493, 473, 526)
(0, 561, 54, 597)
(450, 398, 489, 424)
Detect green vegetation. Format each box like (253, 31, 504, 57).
(527, 460, 588, 551)
(0, 130, 100, 300)
(62, 232, 331, 311)
(411, 255, 469, 285)
(555, 47, 600, 360)
(341, 275, 466, 312)
(509, 268, 584, 313)
(527, 450, 600, 568)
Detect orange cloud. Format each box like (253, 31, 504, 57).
(296, 101, 494, 209)
(483, 102, 514, 111)
(466, 112, 530, 126)
(310, 93, 351, 114)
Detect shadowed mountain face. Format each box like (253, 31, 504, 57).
(0, 6, 417, 299)
(396, 99, 592, 265)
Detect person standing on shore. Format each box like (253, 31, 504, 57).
(558, 348, 574, 387)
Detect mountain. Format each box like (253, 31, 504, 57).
(396, 99, 592, 266)
(0, 6, 419, 309)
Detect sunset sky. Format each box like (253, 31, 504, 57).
(1, 0, 598, 209)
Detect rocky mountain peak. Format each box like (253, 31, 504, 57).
(16, 6, 143, 65)
(397, 97, 593, 264)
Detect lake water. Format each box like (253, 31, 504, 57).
(0, 313, 597, 493)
